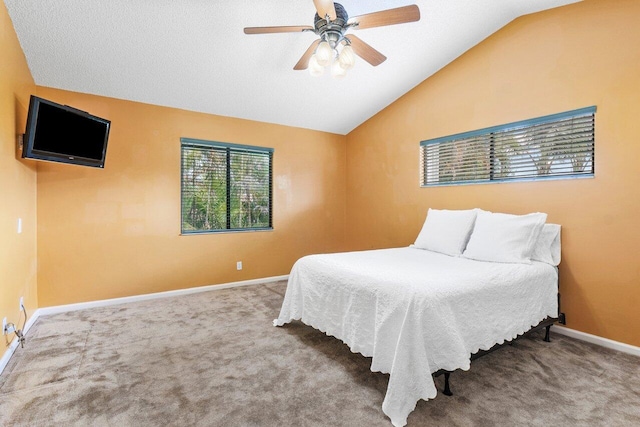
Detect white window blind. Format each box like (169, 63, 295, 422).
(421, 106, 595, 186)
(181, 138, 273, 233)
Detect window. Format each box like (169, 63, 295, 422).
(181, 138, 273, 233)
(420, 106, 596, 186)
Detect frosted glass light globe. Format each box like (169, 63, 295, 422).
(309, 55, 324, 77)
(338, 45, 356, 70)
(315, 41, 333, 67)
(331, 61, 347, 79)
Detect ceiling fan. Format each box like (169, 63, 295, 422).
(244, 1, 420, 77)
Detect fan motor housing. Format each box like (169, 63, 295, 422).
(314, 2, 348, 42)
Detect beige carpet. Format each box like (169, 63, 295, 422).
(1, 281, 639, 426)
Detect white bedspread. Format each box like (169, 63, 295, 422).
(274, 247, 558, 427)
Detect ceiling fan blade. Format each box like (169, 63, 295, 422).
(244, 25, 313, 35)
(294, 39, 321, 70)
(313, 0, 337, 20)
(347, 35, 386, 66)
(348, 5, 420, 30)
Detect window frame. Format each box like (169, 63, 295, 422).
(420, 106, 596, 187)
(180, 137, 274, 235)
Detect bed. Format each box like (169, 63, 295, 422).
(274, 209, 562, 427)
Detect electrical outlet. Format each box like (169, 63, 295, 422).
(2, 318, 15, 335)
(4, 323, 16, 335)
(236, 261, 243, 271)
(19, 297, 24, 311)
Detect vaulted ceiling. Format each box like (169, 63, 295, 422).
(5, 0, 579, 134)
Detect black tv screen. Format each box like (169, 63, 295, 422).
(22, 96, 110, 168)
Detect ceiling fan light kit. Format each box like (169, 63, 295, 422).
(310, 40, 354, 79)
(244, 1, 420, 78)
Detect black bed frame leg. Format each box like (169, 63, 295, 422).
(544, 325, 551, 342)
(443, 372, 453, 396)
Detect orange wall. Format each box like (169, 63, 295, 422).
(35, 87, 346, 306)
(346, 0, 640, 347)
(0, 2, 37, 358)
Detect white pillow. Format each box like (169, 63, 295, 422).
(413, 208, 478, 256)
(531, 224, 561, 266)
(462, 210, 547, 264)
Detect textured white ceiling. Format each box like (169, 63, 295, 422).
(4, 0, 579, 135)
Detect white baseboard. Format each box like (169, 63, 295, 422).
(36, 275, 289, 316)
(0, 275, 288, 374)
(552, 325, 640, 357)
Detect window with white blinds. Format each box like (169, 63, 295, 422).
(181, 138, 273, 233)
(420, 106, 596, 186)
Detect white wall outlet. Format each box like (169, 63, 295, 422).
(2, 318, 6, 335)
(236, 261, 243, 271)
(19, 297, 24, 311)
(17, 218, 22, 234)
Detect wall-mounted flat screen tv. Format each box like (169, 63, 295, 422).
(22, 95, 111, 168)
